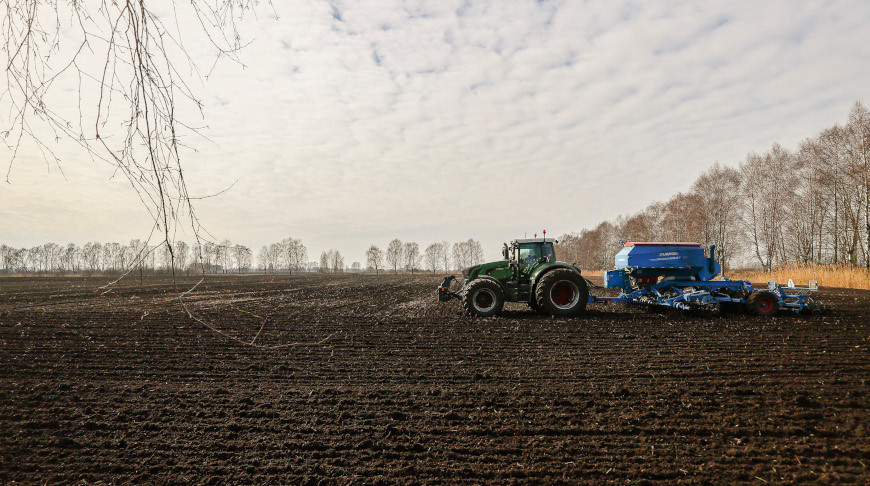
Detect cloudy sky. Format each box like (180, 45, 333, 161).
(3, 0, 870, 263)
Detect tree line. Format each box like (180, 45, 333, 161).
(0, 240, 251, 276)
(365, 239, 484, 274)
(558, 101, 870, 272)
(0, 237, 487, 276)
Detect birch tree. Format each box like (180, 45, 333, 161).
(690, 163, 743, 271)
(386, 239, 403, 274)
(403, 242, 420, 273)
(424, 242, 442, 273)
(366, 245, 383, 274)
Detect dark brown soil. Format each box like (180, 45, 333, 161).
(0, 274, 867, 484)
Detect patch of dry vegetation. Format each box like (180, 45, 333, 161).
(738, 264, 870, 290)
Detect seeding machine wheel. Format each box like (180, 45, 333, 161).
(747, 290, 779, 317)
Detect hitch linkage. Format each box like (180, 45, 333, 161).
(438, 275, 461, 302)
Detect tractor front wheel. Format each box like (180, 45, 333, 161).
(535, 269, 588, 317)
(747, 290, 779, 316)
(462, 279, 505, 317)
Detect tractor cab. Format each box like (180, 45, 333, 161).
(504, 238, 556, 275)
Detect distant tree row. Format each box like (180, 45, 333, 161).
(0, 236, 481, 276)
(257, 238, 308, 274)
(0, 237, 377, 276)
(559, 101, 870, 271)
(0, 240, 253, 275)
(365, 239, 484, 273)
(1, 241, 166, 275)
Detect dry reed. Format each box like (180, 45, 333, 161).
(736, 263, 870, 290)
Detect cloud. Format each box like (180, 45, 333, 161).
(3, 0, 870, 262)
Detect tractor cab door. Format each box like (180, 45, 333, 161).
(517, 243, 542, 275)
(517, 242, 555, 275)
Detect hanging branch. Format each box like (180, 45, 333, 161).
(2, 0, 265, 284)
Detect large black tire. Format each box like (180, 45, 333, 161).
(462, 279, 505, 317)
(746, 290, 779, 316)
(535, 268, 588, 317)
(528, 298, 546, 315)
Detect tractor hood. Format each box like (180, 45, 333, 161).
(463, 260, 510, 280)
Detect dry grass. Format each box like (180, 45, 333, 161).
(735, 263, 870, 290)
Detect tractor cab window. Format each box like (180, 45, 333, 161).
(541, 243, 554, 261)
(518, 244, 542, 268)
(517, 242, 555, 271)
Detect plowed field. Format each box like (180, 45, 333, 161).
(1, 274, 867, 484)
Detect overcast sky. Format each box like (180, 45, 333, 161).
(3, 0, 870, 263)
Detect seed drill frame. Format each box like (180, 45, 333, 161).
(596, 242, 823, 315)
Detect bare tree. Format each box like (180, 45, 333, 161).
(103, 242, 122, 273)
(257, 243, 282, 273)
(83, 242, 105, 274)
(199, 242, 215, 273)
(659, 193, 705, 243)
(468, 239, 484, 266)
(42, 243, 62, 274)
(788, 143, 828, 263)
(0, 245, 19, 274)
(319, 251, 330, 273)
(385, 239, 403, 274)
(279, 237, 307, 274)
(439, 240, 451, 272)
(0, 245, 9, 274)
(233, 244, 252, 273)
(403, 242, 420, 273)
(557, 221, 619, 271)
(424, 242, 442, 273)
(329, 250, 344, 273)
(813, 125, 849, 262)
(452, 239, 484, 271)
(452, 241, 468, 271)
(846, 101, 870, 268)
(740, 144, 797, 270)
(174, 241, 190, 273)
(616, 201, 666, 242)
(217, 240, 233, 273)
(257, 246, 272, 273)
(127, 239, 149, 278)
(690, 163, 743, 271)
(366, 245, 383, 274)
(160, 244, 174, 273)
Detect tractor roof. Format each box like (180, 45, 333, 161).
(624, 241, 701, 247)
(512, 238, 558, 244)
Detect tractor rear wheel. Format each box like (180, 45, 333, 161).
(528, 298, 546, 315)
(535, 268, 588, 317)
(747, 290, 779, 316)
(462, 279, 505, 317)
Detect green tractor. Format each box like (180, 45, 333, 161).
(437, 235, 588, 317)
